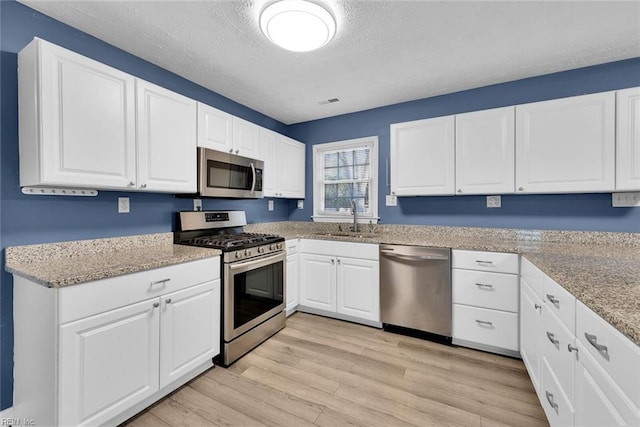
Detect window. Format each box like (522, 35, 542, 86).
(312, 136, 378, 223)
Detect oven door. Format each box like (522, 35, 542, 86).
(224, 251, 286, 341)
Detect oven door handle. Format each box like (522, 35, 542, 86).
(250, 162, 256, 194)
(228, 251, 286, 273)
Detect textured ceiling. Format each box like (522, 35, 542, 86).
(18, 0, 640, 125)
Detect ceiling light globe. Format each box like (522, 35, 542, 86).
(260, 0, 336, 52)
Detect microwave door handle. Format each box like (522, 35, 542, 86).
(250, 162, 256, 193)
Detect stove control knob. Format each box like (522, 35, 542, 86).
(258, 247, 265, 253)
(235, 251, 241, 259)
(245, 249, 251, 256)
(277, 243, 283, 250)
(269, 244, 275, 250)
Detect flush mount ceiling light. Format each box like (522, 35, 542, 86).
(260, 0, 336, 52)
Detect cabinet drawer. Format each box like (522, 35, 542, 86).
(576, 301, 640, 408)
(542, 357, 575, 427)
(452, 304, 518, 351)
(542, 275, 576, 334)
(452, 269, 518, 312)
(286, 239, 299, 255)
(542, 307, 576, 402)
(520, 257, 544, 299)
(452, 250, 518, 274)
(59, 257, 220, 324)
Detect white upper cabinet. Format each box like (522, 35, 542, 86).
(616, 87, 640, 191)
(390, 116, 455, 196)
(515, 92, 615, 194)
(455, 107, 515, 195)
(260, 129, 305, 199)
(136, 80, 197, 193)
(232, 117, 261, 159)
(197, 103, 233, 153)
(19, 38, 137, 189)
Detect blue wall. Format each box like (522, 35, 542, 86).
(288, 59, 640, 232)
(1, 0, 640, 413)
(0, 1, 295, 410)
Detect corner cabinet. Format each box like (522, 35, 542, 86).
(19, 37, 197, 193)
(515, 92, 615, 194)
(13, 257, 221, 427)
(616, 87, 640, 191)
(260, 129, 305, 199)
(299, 240, 380, 326)
(390, 116, 455, 196)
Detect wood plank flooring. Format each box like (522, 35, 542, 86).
(123, 313, 548, 427)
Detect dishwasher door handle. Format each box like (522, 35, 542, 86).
(380, 250, 449, 261)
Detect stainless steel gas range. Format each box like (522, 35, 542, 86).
(174, 210, 286, 366)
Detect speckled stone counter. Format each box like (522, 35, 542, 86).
(5, 233, 221, 288)
(246, 222, 640, 346)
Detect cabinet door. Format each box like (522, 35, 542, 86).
(455, 107, 515, 194)
(336, 257, 379, 322)
(541, 306, 576, 402)
(260, 128, 278, 197)
(616, 87, 640, 191)
(520, 278, 543, 392)
(390, 116, 455, 195)
(278, 136, 306, 198)
(59, 299, 160, 426)
(197, 103, 233, 152)
(35, 39, 137, 189)
(515, 92, 615, 193)
(232, 117, 261, 158)
(286, 252, 299, 315)
(574, 341, 640, 427)
(136, 80, 197, 193)
(299, 253, 336, 312)
(160, 280, 220, 387)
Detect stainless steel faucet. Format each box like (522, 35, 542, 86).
(351, 200, 358, 233)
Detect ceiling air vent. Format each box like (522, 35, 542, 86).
(318, 98, 340, 105)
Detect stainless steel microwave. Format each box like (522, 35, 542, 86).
(197, 148, 264, 198)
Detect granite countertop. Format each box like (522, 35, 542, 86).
(247, 222, 640, 346)
(5, 233, 221, 288)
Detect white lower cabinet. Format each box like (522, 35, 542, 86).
(299, 240, 379, 326)
(520, 256, 640, 427)
(285, 239, 299, 316)
(13, 257, 221, 427)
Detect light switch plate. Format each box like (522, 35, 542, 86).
(193, 199, 202, 211)
(118, 197, 130, 213)
(268, 200, 274, 211)
(297, 200, 304, 209)
(612, 192, 640, 207)
(486, 195, 501, 208)
(386, 195, 397, 206)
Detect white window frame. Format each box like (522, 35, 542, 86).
(312, 136, 379, 224)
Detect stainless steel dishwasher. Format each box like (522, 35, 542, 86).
(380, 244, 451, 340)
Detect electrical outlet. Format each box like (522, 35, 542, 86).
(386, 195, 397, 206)
(486, 195, 501, 208)
(193, 199, 202, 211)
(268, 200, 274, 211)
(118, 197, 130, 213)
(612, 192, 640, 207)
(297, 200, 304, 209)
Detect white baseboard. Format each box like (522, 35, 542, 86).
(0, 406, 14, 421)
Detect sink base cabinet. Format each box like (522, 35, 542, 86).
(12, 257, 220, 427)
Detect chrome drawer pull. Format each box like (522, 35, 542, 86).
(534, 303, 542, 310)
(585, 333, 609, 360)
(546, 331, 559, 346)
(475, 320, 493, 327)
(546, 294, 560, 307)
(567, 344, 579, 353)
(475, 260, 494, 265)
(150, 278, 171, 286)
(475, 283, 494, 289)
(152, 302, 160, 308)
(545, 391, 559, 412)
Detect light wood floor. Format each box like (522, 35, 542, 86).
(124, 312, 548, 426)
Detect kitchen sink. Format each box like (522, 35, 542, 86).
(313, 232, 378, 238)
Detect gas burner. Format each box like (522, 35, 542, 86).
(183, 233, 281, 250)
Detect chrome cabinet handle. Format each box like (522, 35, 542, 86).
(150, 278, 171, 286)
(585, 333, 609, 359)
(331, 259, 335, 264)
(546, 331, 559, 346)
(568, 344, 579, 353)
(475, 260, 494, 265)
(534, 303, 542, 310)
(140, 183, 147, 188)
(165, 298, 172, 304)
(546, 294, 560, 307)
(518, 187, 524, 191)
(129, 181, 135, 186)
(152, 302, 159, 308)
(545, 391, 558, 412)
(229, 148, 233, 153)
(475, 283, 494, 289)
(337, 259, 341, 264)
(457, 189, 462, 193)
(475, 320, 493, 326)
(235, 149, 239, 154)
